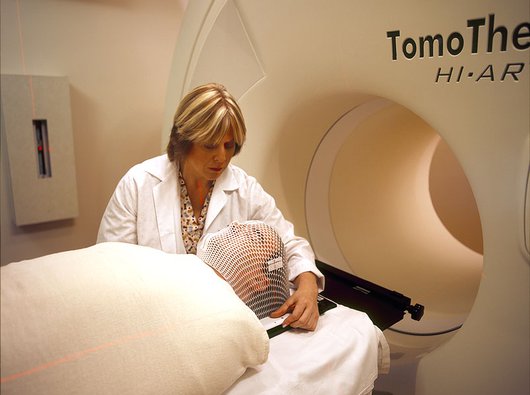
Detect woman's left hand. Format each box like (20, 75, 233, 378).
(270, 272, 319, 331)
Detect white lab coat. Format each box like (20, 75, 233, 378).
(97, 155, 324, 288)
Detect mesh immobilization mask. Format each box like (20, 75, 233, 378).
(197, 221, 290, 319)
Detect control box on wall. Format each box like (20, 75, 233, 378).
(1, 75, 78, 226)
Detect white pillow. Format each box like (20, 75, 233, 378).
(0, 242, 269, 395)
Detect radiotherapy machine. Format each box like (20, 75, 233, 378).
(162, 1, 529, 394)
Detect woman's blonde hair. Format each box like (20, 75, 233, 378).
(166, 83, 246, 162)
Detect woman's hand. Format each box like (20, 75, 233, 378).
(270, 272, 319, 331)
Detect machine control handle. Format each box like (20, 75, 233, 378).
(407, 303, 425, 321)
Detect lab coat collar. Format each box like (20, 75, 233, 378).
(143, 154, 173, 182)
(147, 155, 183, 253)
(205, 164, 239, 231)
(143, 155, 240, 252)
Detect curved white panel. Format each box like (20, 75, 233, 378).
(523, 136, 530, 258)
(188, 0, 265, 99)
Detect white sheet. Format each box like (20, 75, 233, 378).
(225, 305, 390, 395)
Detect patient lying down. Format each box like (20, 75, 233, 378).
(1, 222, 389, 395)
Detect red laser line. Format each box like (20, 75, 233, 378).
(0, 325, 172, 384)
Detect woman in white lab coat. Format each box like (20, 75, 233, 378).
(97, 83, 323, 330)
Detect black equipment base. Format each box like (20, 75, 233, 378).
(316, 260, 424, 330)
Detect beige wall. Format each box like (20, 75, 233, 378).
(1, 0, 187, 265)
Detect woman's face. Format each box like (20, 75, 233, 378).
(183, 130, 236, 182)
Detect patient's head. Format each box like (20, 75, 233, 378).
(197, 221, 290, 319)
